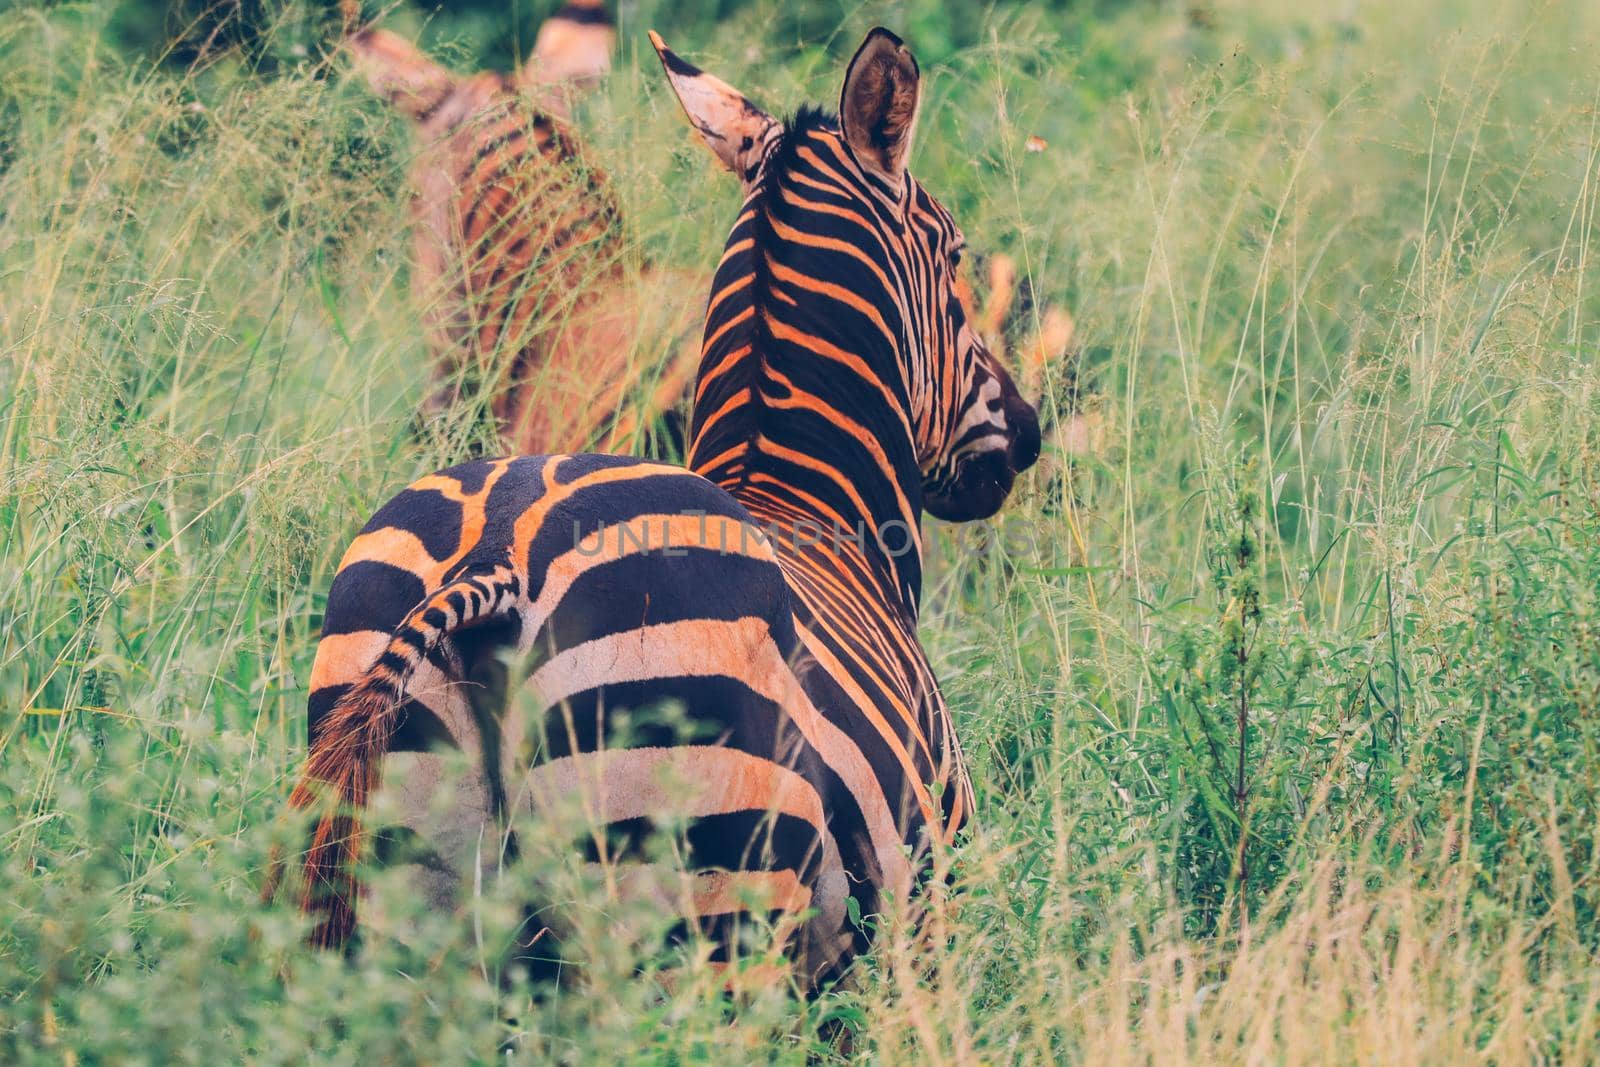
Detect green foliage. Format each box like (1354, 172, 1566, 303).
(4, 0, 1600, 1060)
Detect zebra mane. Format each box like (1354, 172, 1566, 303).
(689, 106, 823, 486)
(780, 105, 838, 140)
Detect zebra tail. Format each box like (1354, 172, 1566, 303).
(284, 566, 522, 948)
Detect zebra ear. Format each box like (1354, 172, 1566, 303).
(839, 27, 921, 187)
(346, 29, 457, 124)
(649, 31, 778, 187)
(521, 0, 615, 118)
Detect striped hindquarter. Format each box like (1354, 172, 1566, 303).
(296, 455, 866, 978)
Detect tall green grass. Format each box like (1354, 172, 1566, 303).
(3, 0, 1599, 1060)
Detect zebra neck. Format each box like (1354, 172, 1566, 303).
(687, 207, 926, 618)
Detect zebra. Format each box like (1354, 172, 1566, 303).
(346, 2, 702, 457)
(281, 27, 1042, 988)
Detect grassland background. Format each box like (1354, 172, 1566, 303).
(4, 0, 1600, 1061)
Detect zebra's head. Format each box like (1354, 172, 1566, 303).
(345, 2, 613, 127)
(653, 29, 1041, 525)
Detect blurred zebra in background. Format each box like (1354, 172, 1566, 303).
(346, 1, 702, 458)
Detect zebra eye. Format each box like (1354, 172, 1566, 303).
(950, 247, 963, 268)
